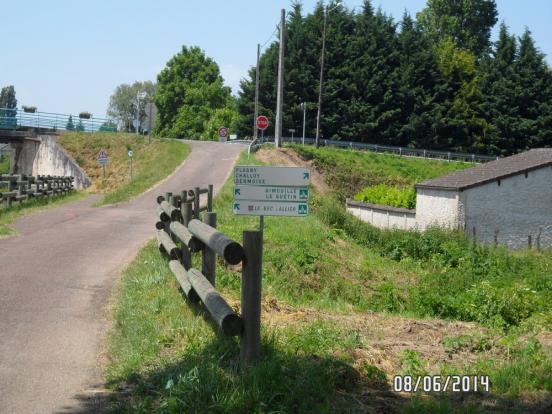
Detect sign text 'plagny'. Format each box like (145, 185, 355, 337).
(233, 166, 310, 217)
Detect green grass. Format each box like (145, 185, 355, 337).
(354, 183, 417, 209)
(58, 132, 190, 205)
(316, 195, 552, 331)
(107, 148, 552, 412)
(0, 154, 9, 174)
(0, 191, 86, 236)
(289, 144, 472, 200)
(107, 240, 365, 413)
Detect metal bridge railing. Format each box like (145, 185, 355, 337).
(0, 108, 117, 133)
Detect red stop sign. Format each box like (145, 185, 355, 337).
(256, 116, 269, 130)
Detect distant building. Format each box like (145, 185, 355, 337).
(347, 149, 552, 249)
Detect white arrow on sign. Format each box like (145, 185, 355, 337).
(234, 186, 309, 202)
(233, 201, 308, 217)
(234, 166, 310, 186)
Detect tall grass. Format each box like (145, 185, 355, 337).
(316, 195, 552, 331)
(58, 132, 190, 204)
(290, 144, 472, 200)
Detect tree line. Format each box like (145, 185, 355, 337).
(107, 0, 551, 156)
(235, 0, 552, 155)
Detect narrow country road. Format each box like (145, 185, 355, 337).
(0, 141, 245, 413)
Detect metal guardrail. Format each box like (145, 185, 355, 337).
(155, 186, 263, 365)
(243, 136, 498, 163)
(0, 174, 74, 208)
(0, 108, 116, 132)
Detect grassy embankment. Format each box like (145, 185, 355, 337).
(58, 132, 190, 205)
(107, 147, 552, 413)
(0, 133, 190, 236)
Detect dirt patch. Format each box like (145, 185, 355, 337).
(261, 297, 500, 375)
(255, 147, 331, 194)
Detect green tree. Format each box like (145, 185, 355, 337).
(75, 119, 85, 131)
(154, 46, 231, 139)
(0, 85, 17, 128)
(417, 0, 498, 56)
(203, 104, 240, 140)
(66, 115, 75, 131)
(108, 81, 157, 132)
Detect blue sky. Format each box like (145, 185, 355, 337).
(1, 1, 550, 118)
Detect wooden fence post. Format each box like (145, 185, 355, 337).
(181, 202, 193, 270)
(208, 184, 213, 212)
(537, 228, 542, 252)
(494, 229, 499, 247)
(194, 186, 201, 219)
(202, 212, 217, 285)
(241, 230, 263, 365)
(528, 235, 532, 249)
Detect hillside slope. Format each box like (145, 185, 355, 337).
(58, 132, 190, 204)
(107, 147, 552, 413)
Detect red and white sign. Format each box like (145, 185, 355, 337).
(218, 127, 229, 138)
(256, 116, 269, 131)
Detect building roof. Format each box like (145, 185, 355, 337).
(416, 148, 552, 191)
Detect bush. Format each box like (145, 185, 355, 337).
(316, 196, 552, 331)
(354, 184, 416, 209)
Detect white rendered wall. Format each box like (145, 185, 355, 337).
(346, 200, 416, 230)
(462, 167, 552, 249)
(415, 188, 461, 230)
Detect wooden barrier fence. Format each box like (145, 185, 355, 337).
(0, 174, 74, 208)
(155, 185, 263, 365)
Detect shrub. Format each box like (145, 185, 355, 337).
(354, 184, 416, 209)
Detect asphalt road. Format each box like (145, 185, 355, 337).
(0, 140, 245, 413)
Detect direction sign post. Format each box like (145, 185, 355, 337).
(128, 149, 133, 180)
(97, 149, 108, 178)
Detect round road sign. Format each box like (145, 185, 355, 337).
(128, 150, 133, 158)
(218, 127, 229, 138)
(256, 116, 269, 131)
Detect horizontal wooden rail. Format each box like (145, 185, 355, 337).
(169, 260, 200, 303)
(188, 219, 244, 265)
(187, 268, 242, 336)
(0, 174, 74, 208)
(169, 221, 203, 252)
(156, 230, 181, 260)
(154, 184, 262, 363)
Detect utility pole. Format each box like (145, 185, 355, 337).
(253, 43, 260, 140)
(301, 102, 306, 145)
(275, 8, 285, 148)
(315, 5, 328, 148)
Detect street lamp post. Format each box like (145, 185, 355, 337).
(301, 102, 306, 145)
(136, 91, 147, 135)
(315, 1, 341, 148)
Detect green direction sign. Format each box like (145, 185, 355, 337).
(234, 186, 309, 202)
(234, 166, 311, 186)
(233, 201, 309, 217)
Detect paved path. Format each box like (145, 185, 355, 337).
(0, 141, 245, 413)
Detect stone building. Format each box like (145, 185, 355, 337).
(346, 149, 552, 249)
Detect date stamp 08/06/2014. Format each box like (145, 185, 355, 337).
(393, 375, 490, 393)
